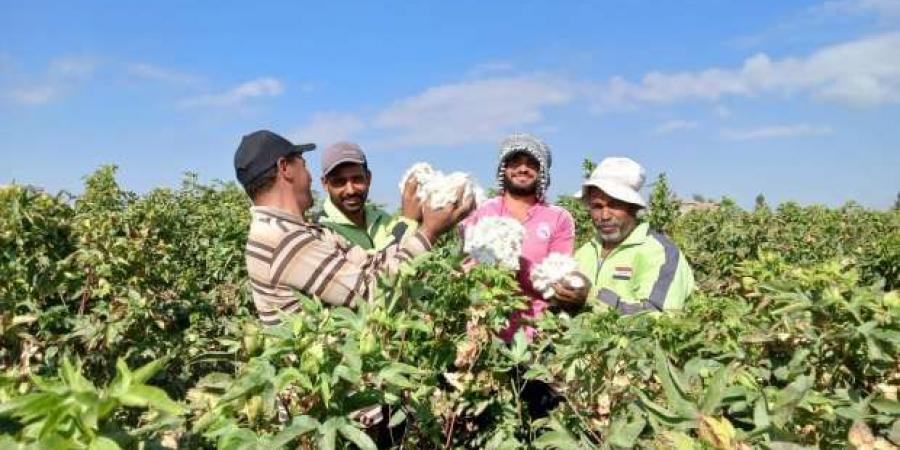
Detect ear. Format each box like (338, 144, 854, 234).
(320, 175, 328, 189)
(630, 204, 642, 217)
(277, 157, 293, 181)
(366, 169, 373, 184)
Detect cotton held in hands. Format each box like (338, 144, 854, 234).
(530, 253, 584, 299)
(399, 162, 486, 209)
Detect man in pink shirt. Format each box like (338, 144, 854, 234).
(462, 133, 576, 341)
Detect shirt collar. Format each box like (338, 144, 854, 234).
(250, 206, 306, 226)
(322, 197, 384, 229)
(498, 195, 546, 220)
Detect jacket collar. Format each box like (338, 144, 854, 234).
(589, 221, 649, 255)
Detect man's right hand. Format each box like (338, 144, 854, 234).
(420, 189, 475, 243)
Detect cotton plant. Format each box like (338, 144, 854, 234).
(463, 217, 525, 271)
(530, 252, 585, 299)
(399, 162, 486, 209)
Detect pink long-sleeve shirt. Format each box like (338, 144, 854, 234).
(461, 197, 575, 341)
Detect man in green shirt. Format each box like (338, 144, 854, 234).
(316, 141, 420, 250)
(555, 157, 695, 314)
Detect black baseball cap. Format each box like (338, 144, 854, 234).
(234, 130, 315, 187)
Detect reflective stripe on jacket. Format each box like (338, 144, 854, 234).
(317, 198, 418, 251)
(574, 222, 694, 314)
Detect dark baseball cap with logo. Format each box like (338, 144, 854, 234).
(321, 141, 368, 177)
(234, 130, 315, 188)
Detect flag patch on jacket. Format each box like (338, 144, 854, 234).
(613, 266, 633, 280)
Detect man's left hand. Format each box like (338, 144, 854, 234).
(401, 177, 424, 222)
(551, 272, 590, 311)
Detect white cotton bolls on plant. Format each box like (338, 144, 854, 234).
(531, 253, 583, 299)
(399, 162, 486, 209)
(463, 217, 525, 271)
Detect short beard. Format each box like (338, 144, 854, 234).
(332, 191, 367, 213)
(597, 217, 636, 246)
(502, 176, 538, 197)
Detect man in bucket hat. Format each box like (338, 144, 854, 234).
(557, 157, 695, 313)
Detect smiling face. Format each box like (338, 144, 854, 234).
(501, 152, 540, 196)
(321, 162, 371, 215)
(586, 186, 639, 246)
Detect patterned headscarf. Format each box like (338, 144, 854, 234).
(497, 133, 552, 201)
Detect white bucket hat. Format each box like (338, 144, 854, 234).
(577, 157, 647, 208)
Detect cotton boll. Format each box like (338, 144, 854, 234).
(399, 163, 487, 209)
(565, 274, 585, 289)
(530, 253, 580, 299)
(464, 217, 525, 270)
(399, 162, 436, 194)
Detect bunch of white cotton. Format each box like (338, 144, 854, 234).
(463, 217, 525, 271)
(399, 162, 485, 209)
(530, 252, 585, 299)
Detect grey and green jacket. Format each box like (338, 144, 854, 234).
(574, 222, 695, 314)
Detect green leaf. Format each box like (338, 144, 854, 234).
(635, 390, 691, 425)
(654, 347, 698, 418)
(89, 436, 122, 450)
(871, 399, 900, 415)
(338, 422, 377, 450)
(377, 365, 416, 389)
(388, 409, 407, 428)
(332, 364, 361, 385)
(318, 417, 339, 450)
(657, 431, 699, 450)
(699, 365, 730, 415)
(607, 415, 647, 448)
(271, 416, 320, 447)
(131, 356, 171, 384)
(753, 397, 771, 431)
(118, 385, 183, 415)
(533, 418, 580, 449)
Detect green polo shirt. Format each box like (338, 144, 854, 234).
(317, 198, 419, 251)
(574, 222, 695, 314)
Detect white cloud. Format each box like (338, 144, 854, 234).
(2, 55, 97, 106)
(290, 112, 367, 145)
(817, 0, 900, 21)
(654, 120, 699, 134)
(178, 77, 284, 108)
(296, 82, 317, 93)
(715, 105, 732, 118)
(373, 75, 573, 147)
(49, 56, 98, 79)
(5, 85, 60, 105)
(720, 124, 833, 141)
(468, 61, 515, 77)
(126, 63, 199, 85)
(592, 32, 900, 109)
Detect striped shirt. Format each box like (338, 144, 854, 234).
(244, 206, 432, 325)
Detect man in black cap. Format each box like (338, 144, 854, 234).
(234, 130, 473, 323)
(316, 141, 420, 251)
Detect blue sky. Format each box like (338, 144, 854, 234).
(2, 1, 899, 209)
